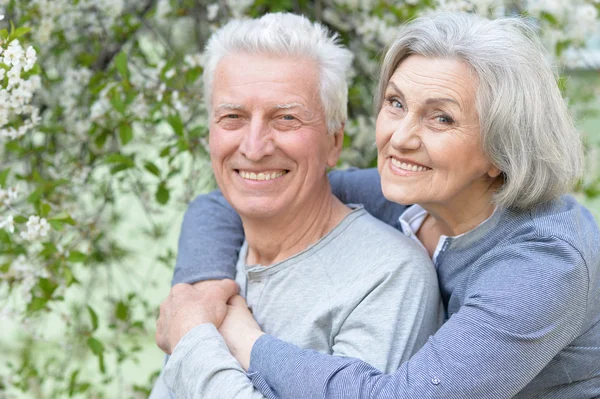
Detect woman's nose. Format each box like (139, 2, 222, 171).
(390, 116, 422, 151)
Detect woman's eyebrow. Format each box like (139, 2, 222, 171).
(425, 97, 461, 110)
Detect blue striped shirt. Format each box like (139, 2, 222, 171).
(173, 168, 600, 398)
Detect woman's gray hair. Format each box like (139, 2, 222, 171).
(376, 12, 584, 209)
(203, 13, 353, 135)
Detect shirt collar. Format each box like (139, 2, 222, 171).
(398, 204, 500, 264)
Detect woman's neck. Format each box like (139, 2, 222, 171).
(242, 187, 350, 266)
(416, 187, 498, 257)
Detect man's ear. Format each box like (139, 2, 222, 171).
(326, 123, 345, 168)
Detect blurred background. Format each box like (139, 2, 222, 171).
(0, 0, 599, 397)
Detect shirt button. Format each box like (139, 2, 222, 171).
(404, 230, 412, 237)
(431, 377, 441, 385)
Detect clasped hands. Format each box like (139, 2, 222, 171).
(155, 279, 264, 370)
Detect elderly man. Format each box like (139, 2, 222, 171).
(153, 13, 441, 398)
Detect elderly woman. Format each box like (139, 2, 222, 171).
(159, 12, 600, 398)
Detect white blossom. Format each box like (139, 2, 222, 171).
(19, 215, 50, 241)
(207, 3, 219, 21)
(24, 46, 36, 72)
(184, 53, 205, 68)
(2, 40, 25, 67)
(164, 68, 176, 79)
(0, 185, 18, 205)
(0, 215, 14, 232)
(225, 0, 254, 18)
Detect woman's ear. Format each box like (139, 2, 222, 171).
(487, 165, 502, 179)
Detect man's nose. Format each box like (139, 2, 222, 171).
(239, 119, 275, 161)
(390, 115, 422, 151)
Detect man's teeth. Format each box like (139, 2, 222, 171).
(239, 170, 287, 181)
(390, 158, 429, 172)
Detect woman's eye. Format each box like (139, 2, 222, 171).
(436, 115, 454, 124)
(386, 97, 403, 109)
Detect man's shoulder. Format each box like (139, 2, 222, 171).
(321, 208, 434, 277)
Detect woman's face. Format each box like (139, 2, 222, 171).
(376, 55, 500, 209)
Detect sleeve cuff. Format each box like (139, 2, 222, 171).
(163, 323, 225, 389)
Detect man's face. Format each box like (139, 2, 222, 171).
(209, 53, 340, 220)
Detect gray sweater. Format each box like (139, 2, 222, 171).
(163, 206, 443, 398)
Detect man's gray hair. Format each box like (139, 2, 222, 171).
(376, 12, 584, 209)
(203, 13, 353, 135)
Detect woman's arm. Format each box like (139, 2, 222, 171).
(172, 168, 403, 285)
(172, 190, 242, 284)
(247, 238, 590, 398)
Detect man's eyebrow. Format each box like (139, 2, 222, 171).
(215, 103, 245, 111)
(274, 103, 305, 110)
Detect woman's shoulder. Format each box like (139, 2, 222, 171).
(502, 195, 598, 251)
(491, 194, 599, 273)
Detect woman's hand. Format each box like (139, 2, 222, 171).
(219, 295, 265, 371)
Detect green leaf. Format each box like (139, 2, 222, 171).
(39, 243, 58, 258)
(50, 212, 76, 225)
(119, 123, 133, 145)
(0, 168, 10, 186)
(95, 130, 109, 149)
(155, 183, 170, 205)
(87, 337, 106, 372)
(87, 336, 104, 355)
(159, 146, 171, 158)
(38, 278, 58, 298)
(64, 267, 78, 286)
(27, 187, 44, 204)
(144, 162, 161, 177)
(114, 51, 129, 79)
(49, 220, 63, 231)
(68, 251, 88, 263)
(105, 153, 134, 165)
(115, 301, 129, 321)
(13, 215, 28, 223)
(110, 89, 126, 114)
(10, 26, 31, 41)
(0, 29, 8, 40)
(110, 163, 134, 174)
(87, 306, 99, 332)
(39, 202, 51, 217)
(167, 114, 184, 137)
(27, 296, 49, 312)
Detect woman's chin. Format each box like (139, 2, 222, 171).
(381, 184, 415, 206)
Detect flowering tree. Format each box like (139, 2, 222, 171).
(1, 0, 599, 397)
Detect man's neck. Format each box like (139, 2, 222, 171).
(242, 187, 350, 266)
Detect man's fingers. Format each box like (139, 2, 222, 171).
(228, 294, 247, 307)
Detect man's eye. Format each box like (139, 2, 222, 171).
(226, 114, 239, 119)
(282, 115, 295, 121)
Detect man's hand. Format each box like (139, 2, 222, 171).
(219, 295, 265, 371)
(155, 279, 238, 354)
